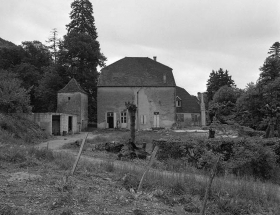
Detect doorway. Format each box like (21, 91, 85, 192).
(68, 116, 72, 133)
(52, 115, 60, 135)
(153, 112, 160, 128)
(107, 112, 114, 128)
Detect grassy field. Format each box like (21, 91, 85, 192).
(1, 142, 279, 214)
(60, 129, 280, 214)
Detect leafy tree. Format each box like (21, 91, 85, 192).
(236, 84, 263, 129)
(0, 70, 31, 113)
(213, 86, 240, 104)
(206, 68, 235, 101)
(58, 0, 106, 121)
(21, 41, 52, 69)
(35, 66, 65, 112)
(0, 46, 25, 70)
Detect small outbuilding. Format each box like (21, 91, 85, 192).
(32, 78, 88, 135)
(33, 113, 78, 135)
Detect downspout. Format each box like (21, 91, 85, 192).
(136, 87, 142, 131)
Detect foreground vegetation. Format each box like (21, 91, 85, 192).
(1, 142, 279, 215)
(1, 113, 280, 214)
(62, 129, 280, 214)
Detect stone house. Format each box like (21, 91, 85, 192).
(32, 78, 88, 135)
(97, 57, 176, 129)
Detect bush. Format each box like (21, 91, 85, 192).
(153, 136, 279, 181)
(0, 70, 31, 114)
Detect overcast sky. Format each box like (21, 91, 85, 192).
(1, 0, 279, 95)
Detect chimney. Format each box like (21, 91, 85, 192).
(153, 56, 157, 61)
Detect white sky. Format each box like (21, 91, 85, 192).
(1, 0, 279, 95)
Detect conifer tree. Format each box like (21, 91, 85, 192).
(58, 0, 106, 122)
(46, 28, 59, 64)
(206, 68, 235, 101)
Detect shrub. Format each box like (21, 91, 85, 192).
(153, 136, 279, 181)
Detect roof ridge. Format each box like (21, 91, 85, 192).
(58, 78, 87, 94)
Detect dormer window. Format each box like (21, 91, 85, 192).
(176, 96, 182, 107)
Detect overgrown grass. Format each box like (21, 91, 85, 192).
(1, 143, 279, 214)
(0, 113, 49, 144)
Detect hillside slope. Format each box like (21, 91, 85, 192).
(0, 113, 49, 144)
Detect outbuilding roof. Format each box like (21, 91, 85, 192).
(58, 78, 87, 94)
(176, 86, 200, 113)
(98, 57, 176, 87)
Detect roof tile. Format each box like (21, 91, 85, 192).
(176, 86, 200, 113)
(58, 78, 87, 94)
(98, 57, 176, 87)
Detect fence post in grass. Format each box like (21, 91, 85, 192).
(71, 133, 89, 176)
(137, 146, 159, 193)
(200, 155, 220, 215)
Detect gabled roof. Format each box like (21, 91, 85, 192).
(58, 78, 87, 94)
(98, 57, 176, 87)
(176, 86, 200, 113)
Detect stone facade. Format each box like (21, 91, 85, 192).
(97, 57, 177, 130)
(57, 78, 88, 131)
(57, 92, 88, 131)
(33, 113, 78, 135)
(97, 87, 176, 129)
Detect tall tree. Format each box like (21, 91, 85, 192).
(206, 68, 235, 101)
(259, 42, 280, 86)
(66, 0, 98, 39)
(46, 28, 59, 64)
(58, 0, 106, 122)
(268, 42, 280, 58)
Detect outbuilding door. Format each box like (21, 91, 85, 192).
(153, 112, 160, 128)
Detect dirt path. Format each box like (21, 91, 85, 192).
(38, 132, 97, 150)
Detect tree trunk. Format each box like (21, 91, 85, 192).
(131, 114, 136, 143)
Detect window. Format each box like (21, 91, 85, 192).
(68, 97, 71, 100)
(141, 115, 147, 124)
(177, 114, 184, 122)
(121, 112, 127, 123)
(176, 96, 182, 107)
(191, 114, 198, 122)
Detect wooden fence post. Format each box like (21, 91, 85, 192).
(137, 146, 159, 193)
(71, 133, 89, 175)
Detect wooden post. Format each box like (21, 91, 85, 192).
(200, 156, 220, 215)
(137, 146, 159, 193)
(71, 133, 89, 175)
